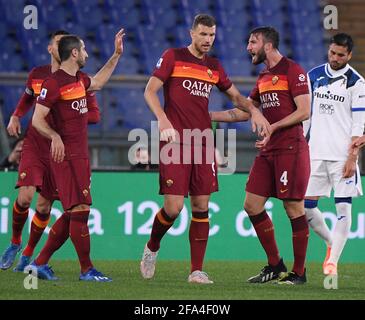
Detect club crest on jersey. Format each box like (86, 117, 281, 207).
(166, 179, 174, 187)
(207, 69, 213, 79)
(39, 88, 47, 99)
(272, 76, 279, 85)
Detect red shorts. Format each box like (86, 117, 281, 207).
(16, 135, 59, 201)
(159, 143, 218, 196)
(16, 157, 48, 190)
(246, 147, 310, 200)
(39, 168, 59, 202)
(46, 158, 92, 210)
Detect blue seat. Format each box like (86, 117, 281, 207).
(105, 0, 136, 10)
(181, 0, 211, 11)
(105, 88, 154, 130)
(173, 25, 191, 46)
(4, 2, 25, 26)
(146, 7, 178, 29)
(252, 0, 283, 12)
(140, 41, 171, 74)
(41, 5, 69, 29)
(136, 25, 167, 44)
(1, 86, 32, 128)
(288, 0, 319, 12)
(0, 22, 8, 39)
(289, 11, 321, 28)
(209, 90, 226, 112)
(215, 0, 249, 12)
(181, 8, 215, 26)
(72, 3, 105, 29)
(109, 8, 140, 29)
(215, 10, 250, 29)
(83, 55, 102, 75)
(63, 22, 87, 39)
(114, 57, 140, 75)
(2, 37, 19, 53)
(142, 0, 173, 11)
(221, 58, 252, 77)
(214, 40, 246, 60)
(0, 54, 25, 72)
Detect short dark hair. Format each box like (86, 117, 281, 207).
(58, 35, 82, 62)
(330, 33, 354, 53)
(192, 14, 216, 29)
(49, 30, 69, 42)
(249, 26, 280, 49)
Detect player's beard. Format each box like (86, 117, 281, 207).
(329, 61, 347, 70)
(77, 57, 86, 69)
(195, 42, 210, 55)
(252, 47, 266, 65)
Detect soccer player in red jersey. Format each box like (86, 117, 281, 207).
(212, 26, 311, 285)
(30, 29, 125, 281)
(140, 14, 271, 284)
(0, 30, 100, 272)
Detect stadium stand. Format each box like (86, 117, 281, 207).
(0, 0, 336, 169)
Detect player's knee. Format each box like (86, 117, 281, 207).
(17, 193, 33, 208)
(164, 203, 183, 217)
(191, 203, 208, 212)
(243, 201, 260, 215)
(36, 204, 51, 215)
(36, 197, 52, 214)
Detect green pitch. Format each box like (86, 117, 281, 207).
(0, 261, 364, 300)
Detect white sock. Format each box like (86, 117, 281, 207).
(328, 202, 352, 265)
(305, 207, 332, 246)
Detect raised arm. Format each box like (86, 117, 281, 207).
(88, 28, 125, 91)
(144, 76, 176, 142)
(32, 103, 64, 163)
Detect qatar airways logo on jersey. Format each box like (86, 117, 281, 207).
(314, 91, 345, 102)
(260, 92, 280, 109)
(71, 98, 88, 114)
(182, 80, 213, 98)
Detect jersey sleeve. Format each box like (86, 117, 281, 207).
(288, 63, 309, 98)
(36, 78, 60, 109)
(152, 49, 175, 83)
(13, 69, 36, 117)
(87, 91, 101, 124)
(80, 72, 91, 90)
(350, 79, 365, 137)
(249, 80, 261, 103)
(216, 62, 232, 92)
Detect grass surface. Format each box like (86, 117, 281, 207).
(0, 260, 364, 300)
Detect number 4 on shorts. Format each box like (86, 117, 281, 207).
(280, 171, 288, 186)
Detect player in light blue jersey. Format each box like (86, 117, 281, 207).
(303, 33, 365, 276)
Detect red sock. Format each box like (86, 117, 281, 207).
(189, 211, 209, 272)
(69, 210, 93, 273)
(147, 208, 175, 252)
(290, 215, 309, 276)
(35, 212, 71, 265)
(11, 201, 29, 245)
(23, 211, 50, 257)
(249, 210, 280, 266)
